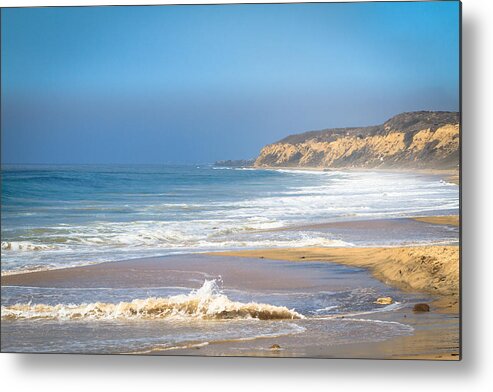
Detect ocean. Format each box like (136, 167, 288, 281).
(1, 164, 459, 355)
(1, 164, 459, 274)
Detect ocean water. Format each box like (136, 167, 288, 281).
(1, 165, 459, 355)
(1, 164, 459, 273)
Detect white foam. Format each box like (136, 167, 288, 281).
(1, 279, 305, 321)
(1, 241, 56, 252)
(2, 169, 458, 273)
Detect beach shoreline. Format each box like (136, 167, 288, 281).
(1, 213, 460, 359)
(202, 242, 459, 360)
(1, 213, 459, 277)
(413, 215, 459, 226)
(249, 165, 459, 183)
(208, 245, 459, 308)
(1, 248, 459, 360)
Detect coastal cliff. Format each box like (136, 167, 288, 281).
(254, 111, 460, 169)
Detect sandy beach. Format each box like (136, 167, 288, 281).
(200, 223, 459, 360)
(413, 215, 459, 226)
(210, 245, 459, 297)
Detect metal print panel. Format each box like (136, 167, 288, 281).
(0, 1, 461, 359)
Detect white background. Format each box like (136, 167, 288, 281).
(1, 0, 491, 390)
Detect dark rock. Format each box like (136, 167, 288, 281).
(413, 303, 430, 312)
(270, 344, 281, 350)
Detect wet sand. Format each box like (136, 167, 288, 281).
(2, 247, 459, 360)
(413, 215, 459, 227)
(2, 254, 325, 291)
(258, 216, 460, 232)
(447, 172, 460, 185)
(210, 214, 460, 294)
(204, 243, 459, 360)
(162, 306, 459, 360)
(411, 168, 459, 185)
(253, 216, 459, 248)
(209, 246, 459, 297)
(2, 253, 435, 357)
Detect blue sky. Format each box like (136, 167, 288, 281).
(1, 2, 460, 164)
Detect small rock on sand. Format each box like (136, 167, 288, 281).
(374, 297, 393, 305)
(413, 303, 430, 312)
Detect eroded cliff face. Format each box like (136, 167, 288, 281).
(254, 112, 459, 169)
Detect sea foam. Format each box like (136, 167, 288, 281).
(1, 279, 304, 321)
(1, 166, 459, 274)
(1, 241, 56, 252)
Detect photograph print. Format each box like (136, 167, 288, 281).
(1, 1, 461, 359)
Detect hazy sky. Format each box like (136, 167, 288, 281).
(1, 2, 460, 164)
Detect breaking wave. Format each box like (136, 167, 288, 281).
(1, 233, 351, 253)
(1, 279, 304, 321)
(2, 166, 458, 273)
(1, 241, 56, 252)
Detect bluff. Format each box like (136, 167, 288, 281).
(254, 111, 460, 169)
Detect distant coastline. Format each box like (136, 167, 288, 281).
(213, 111, 460, 186)
(215, 164, 460, 186)
(213, 159, 255, 168)
(212, 112, 460, 174)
